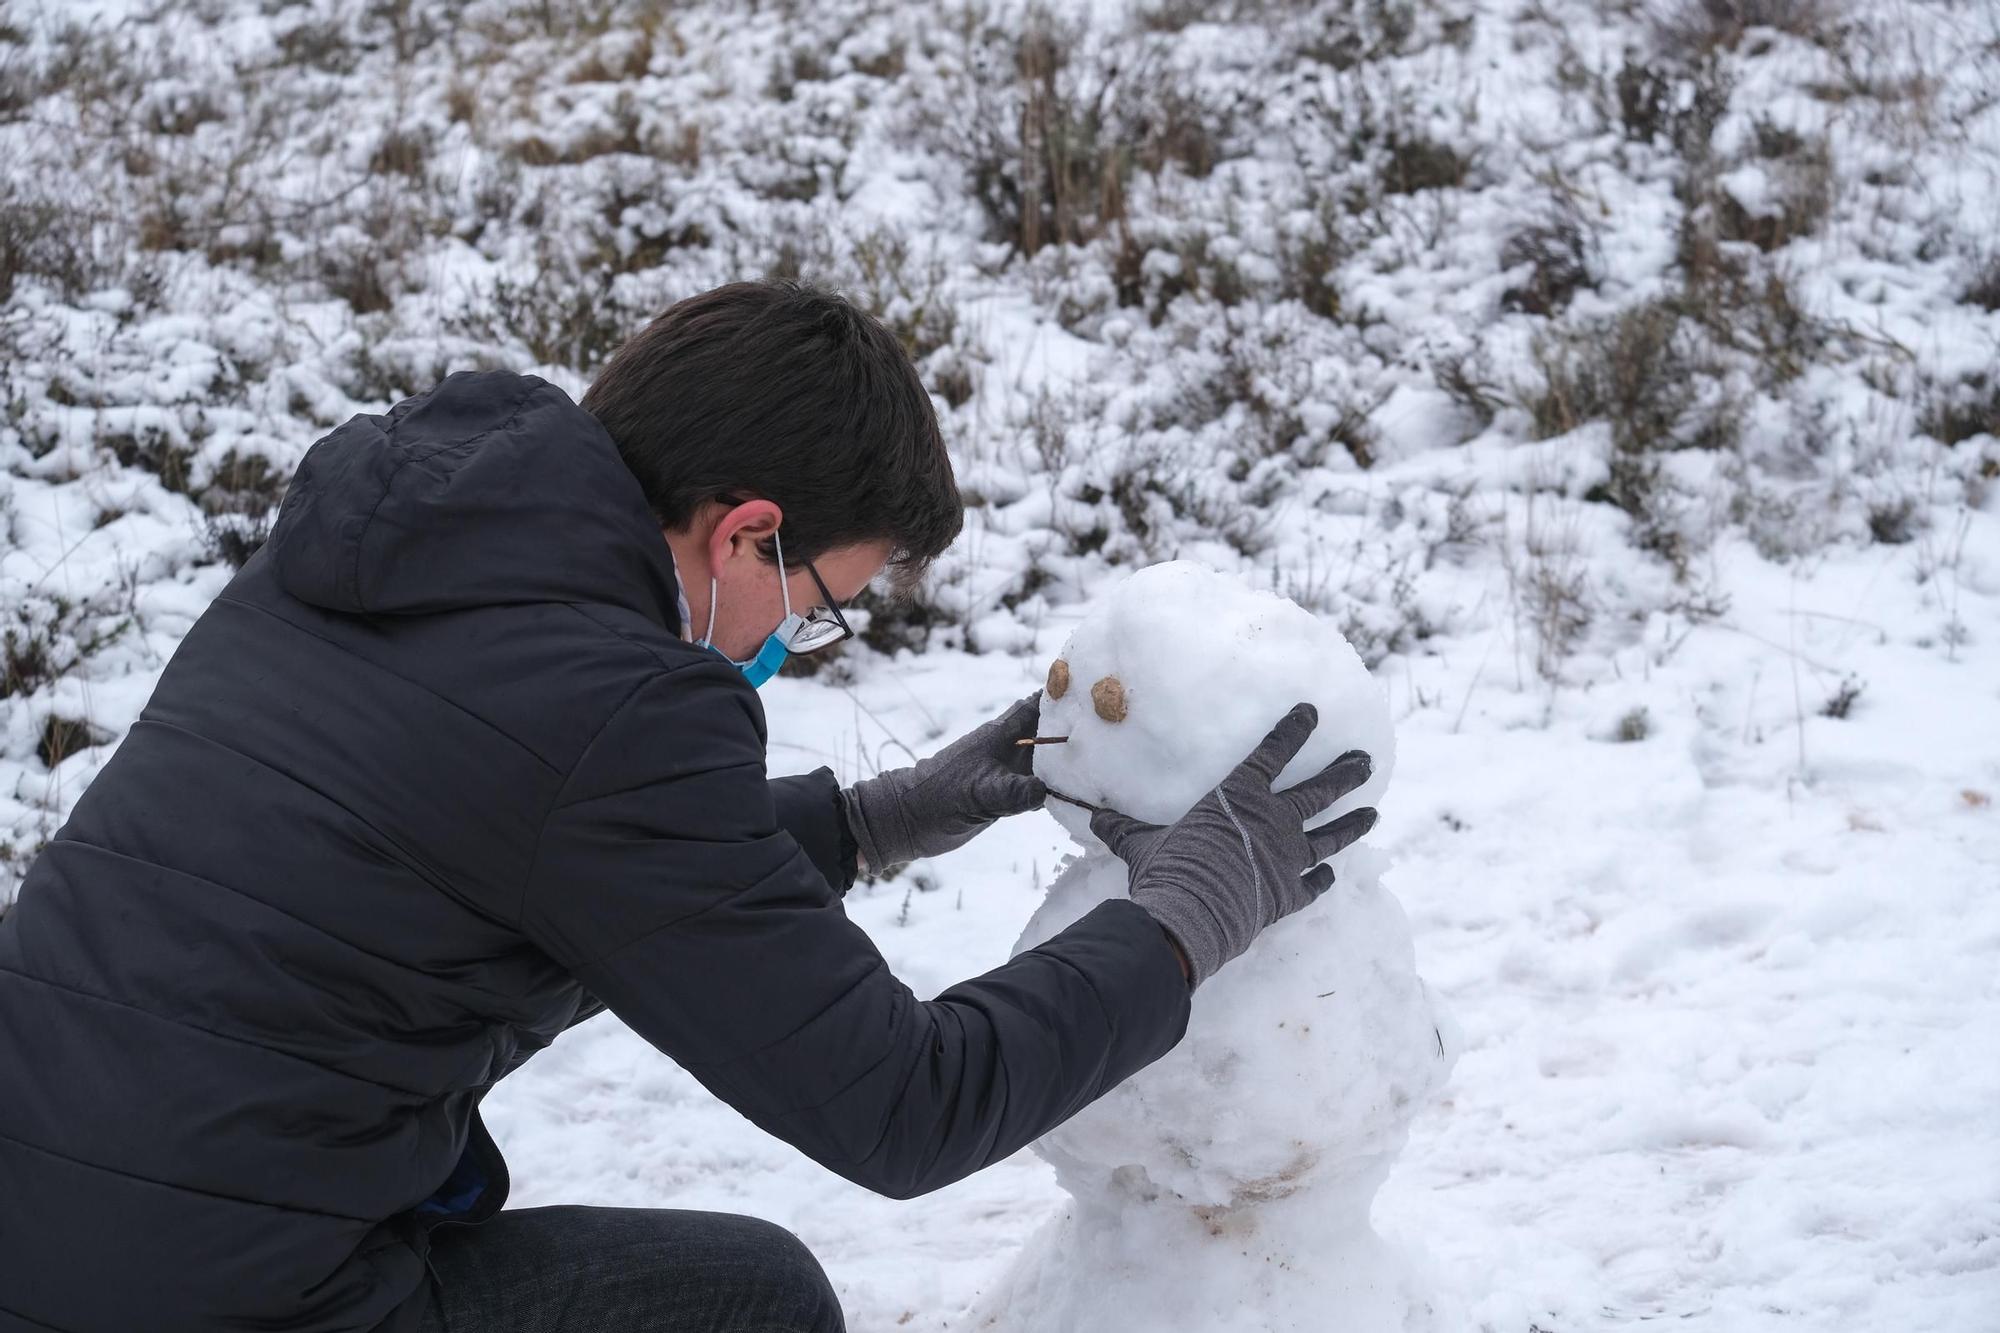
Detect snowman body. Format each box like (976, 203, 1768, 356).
(968, 562, 1458, 1332)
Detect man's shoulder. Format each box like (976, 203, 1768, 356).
(555, 600, 709, 676)
(550, 602, 768, 754)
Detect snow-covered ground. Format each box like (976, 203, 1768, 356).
(4, 0, 1998, 1328)
(480, 522, 2000, 1332)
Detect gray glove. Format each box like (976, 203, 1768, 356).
(840, 692, 1047, 873)
(1090, 702, 1379, 991)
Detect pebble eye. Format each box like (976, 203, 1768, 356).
(1047, 659, 1070, 700)
(1091, 675, 1127, 723)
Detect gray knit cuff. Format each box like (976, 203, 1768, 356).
(839, 782, 909, 875)
(1129, 887, 1227, 991)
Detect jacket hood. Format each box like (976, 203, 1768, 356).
(266, 370, 684, 631)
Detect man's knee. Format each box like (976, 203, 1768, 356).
(728, 1214, 844, 1333)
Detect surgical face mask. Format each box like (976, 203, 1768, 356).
(694, 527, 808, 690)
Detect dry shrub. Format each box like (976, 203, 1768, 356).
(141, 85, 225, 137)
(0, 186, 118, 303)
(1866, 496, 1918, 545)
(1273, 189, 1352, 320)
(37, 715, 99, 769)
(1381, 132, 1473, 195)
(568, 26, 654, 84)
(1112, 222, 1256, 325)
(1668, 55, 1737, 177)
(1500, 488, 1595, 683)
(201, 513, 272, 569)
(1524, 302, 1734, 456)
(1616, 56, 1675, 143)
(853, 42, 906, 80)
(447, 262, 634, 376)
(846, 228, 959, 361)
(1652, 0, 1848, 56)
(1821, 677, 1863, 718)
(1140, 0, 1441, 67)
(1523, 299, 1741, 573)
(848, 584, 952, 657)
(2, 591, 130, 704)
(103, 423, 197, 496)
(368, 127, 431, 179)
(1291, 0, 1424, 69)
(1007, 19, 1132, 254)
(1918, 373, 2000, 447)
(275, 17, 361, 74)
(1676, 192, 1835, 385)
(1102, 440, 1276, 557)
(1963, 254, 2000, 313)
(1434, 346, 1505, 433)
(510, 93, 648, 166)
(1160, 308, 1384, 473)
(1500, 208, 1594, 316)
(767, 45, 829, 100)
(1, 19, 133, 115)
(1133, 0, 1210, 34)
(1707, 123, 1835, 252)
(1303, 67, 1478, 206)
(936, 8, 1234, 257)
(1701, 266, 1828, 385)
(316, 192, 435, 316)
(201, 449, 288, 516)
(3, 618, 57, 700)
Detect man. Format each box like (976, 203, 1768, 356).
(0, 280, 1378, 1332)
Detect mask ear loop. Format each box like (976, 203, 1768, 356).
(773, 527, 793, 622)
(702, 524, 792, 651)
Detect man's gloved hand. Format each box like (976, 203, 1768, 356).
(840, 692, 1047, 874)
(1092, 702, 1379, 991)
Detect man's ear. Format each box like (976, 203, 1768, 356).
(706, 497, 784, 572)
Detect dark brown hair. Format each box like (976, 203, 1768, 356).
(582, 279, 962, 587)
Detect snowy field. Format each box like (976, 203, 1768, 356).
(478, 529, 2000, 1333)
(4, 0, 1999, 1328)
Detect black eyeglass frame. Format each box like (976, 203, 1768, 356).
(714, 493, 855, 656)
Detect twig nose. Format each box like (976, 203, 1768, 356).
(1015, 735, 1071, 746)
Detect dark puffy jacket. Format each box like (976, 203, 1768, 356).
(0, 370, 1191, 1332)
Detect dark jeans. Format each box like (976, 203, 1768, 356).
(413, 1206, 846, 1333)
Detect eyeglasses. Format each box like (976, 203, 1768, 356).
(787, 559, 854, 654)
(717, 494, 855, 656)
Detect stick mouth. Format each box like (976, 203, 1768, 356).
(1014, 735, 1071, 746)
(1043, 786, 1101, 813)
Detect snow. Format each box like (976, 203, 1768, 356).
(960, 564, 1448, 1328)
(968, 562, 1458, 1332)
(479, 538, 2000, 1330)
(1025, 562, 1398, 835)
(4, 0, 2000, 1328)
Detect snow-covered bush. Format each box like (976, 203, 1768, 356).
(2, 0, 1997, 898)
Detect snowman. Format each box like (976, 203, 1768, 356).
(966, 561, 1460, 1333)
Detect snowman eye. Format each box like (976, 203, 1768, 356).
(1091, 675, 1127, 723)
(1047, 659, 1070, 700)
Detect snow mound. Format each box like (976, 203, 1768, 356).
(978, 561, 1461, 1331)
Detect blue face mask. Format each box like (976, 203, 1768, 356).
(691, 528, 808, 690)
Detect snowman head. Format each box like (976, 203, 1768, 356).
(1030, 562, 1395, 845)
